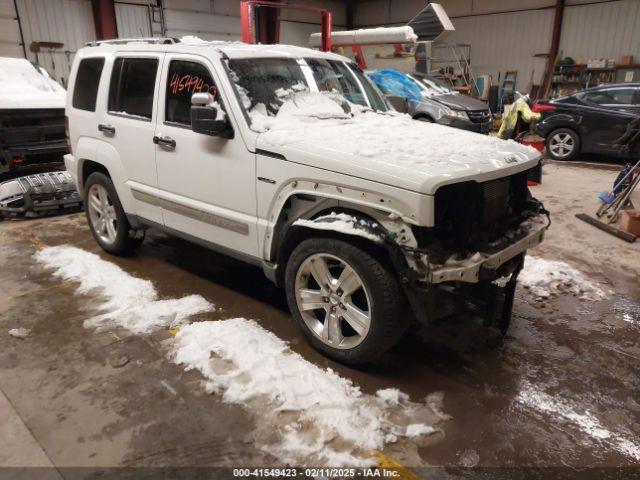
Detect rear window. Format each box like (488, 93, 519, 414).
(72, 58, 105, 111)
(108, 57, 158, 120)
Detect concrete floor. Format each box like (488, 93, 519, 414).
(1, 159, 639, 478)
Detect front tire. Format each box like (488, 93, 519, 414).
(84, 172, 144, 255)
(546, 128, 580, 161)
(285, 238, 407, 365)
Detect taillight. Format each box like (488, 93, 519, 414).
(65, 115, 72, 154)
(532, 104, 556, 113)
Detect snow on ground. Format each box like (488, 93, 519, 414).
(517, 382, 640, 462)
(171, 319, 441, 466)
(519, 256, 609, 301)
(34, 246, 213, 334)
(35, 245, 443, 466)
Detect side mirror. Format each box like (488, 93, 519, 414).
(190, 93, 233, 139)
(385, 94, 409, 113)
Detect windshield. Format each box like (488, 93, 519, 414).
(227, 57, 389, 126)
(410, 74, 455, 96)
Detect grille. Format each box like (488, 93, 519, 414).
(430, 170, 531, 250)
(0, 109, 65, 146)
(467, 110, 491, 124)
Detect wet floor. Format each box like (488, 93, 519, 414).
(1, 163, 639, 478)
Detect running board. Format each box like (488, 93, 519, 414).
(575, 213, 637, 243)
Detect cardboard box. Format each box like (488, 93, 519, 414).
(620, 55, 634, 66)
(618, 210, 640, 237)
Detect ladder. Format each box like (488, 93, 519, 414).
(498, 70, 518, 110)
(428, 43, 478, 96)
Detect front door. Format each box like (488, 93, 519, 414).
(154, 54, 259, 258)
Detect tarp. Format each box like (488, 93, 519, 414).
(367, 70, 422, 102)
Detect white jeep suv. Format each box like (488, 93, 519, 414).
(64, 38, 548, 364)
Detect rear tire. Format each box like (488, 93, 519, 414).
(546, 128, 580, 161)
(285, 237, 407, 365)
(84, 172, 144, 255)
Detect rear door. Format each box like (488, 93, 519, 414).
(577, 88, 636, 152)
(153, 53, 259, 258)
(101, 53, 164, 224)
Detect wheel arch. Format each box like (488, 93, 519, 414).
(269, 196, 415, 287)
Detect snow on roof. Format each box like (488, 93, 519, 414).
(0, 57, 65, 109)
(83, 37, 350, 62)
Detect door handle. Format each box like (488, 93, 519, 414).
(153, 135, 176, 149)
(98, 124, 115, 135)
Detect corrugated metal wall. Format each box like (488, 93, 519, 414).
(115, 3, 151, 39)
(15, 0, 95, 85)
(0, 0, 23, 58)
(560, 0, 640, 62)
(354, 0, 640, 92)
(442, 8, 555, 91)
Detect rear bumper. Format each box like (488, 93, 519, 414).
(64, 154, 79, 189)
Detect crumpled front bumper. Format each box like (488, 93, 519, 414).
(427, 222, 547, 284)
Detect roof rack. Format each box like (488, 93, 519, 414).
(85, 37, 180, 47)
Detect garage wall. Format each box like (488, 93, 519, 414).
(115, 2, 152, 38)
(0, 0, 23, 58)
(14, 0, 96, 86)
(115, 0, 346, 45)
(352, 0, 640, 92)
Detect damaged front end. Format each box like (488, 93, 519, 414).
(296, 169, 548, 334)
(396, 169, 550, 333)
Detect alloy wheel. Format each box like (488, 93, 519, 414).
(87, 183, 118, 245)
(294, 253, 372, 349)
(549, 132, 575, 159)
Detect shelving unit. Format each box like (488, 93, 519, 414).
(549, 63, 635, 97)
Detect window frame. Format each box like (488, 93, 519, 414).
(72, 56, 105, 112)
(107, 55, 160, 123)
(163, 58, 221, 130)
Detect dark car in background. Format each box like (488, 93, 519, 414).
(535, 83, 640, 161)
(368, 69, 492, 133)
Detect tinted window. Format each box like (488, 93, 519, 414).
(582, 88, 635, 105)
(72, 58, 104, 111)
(108, 58, 158, 119)
(166, 60, 219, 126)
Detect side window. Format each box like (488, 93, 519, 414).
(582, 88, 635, 105)
(72, 58, 105, 111)
(165, 60, 219, 126)
(108, 57, 158, 120)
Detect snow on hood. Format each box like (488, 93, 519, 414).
(0, 57, 66, 109)
(252, 91, 541, 194)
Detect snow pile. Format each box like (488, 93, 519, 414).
(172, 319, 442, 466)
(8, 328, 31, 339)
(517, 382, 640, 462)
(0, 57, 65, 109)
(519, 256, 609, 301)
(293, 212, 383, 243)
(34, 246, 213, 334)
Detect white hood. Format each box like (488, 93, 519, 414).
(252, 93, 541, 195)
(0, 57, 66, 109)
